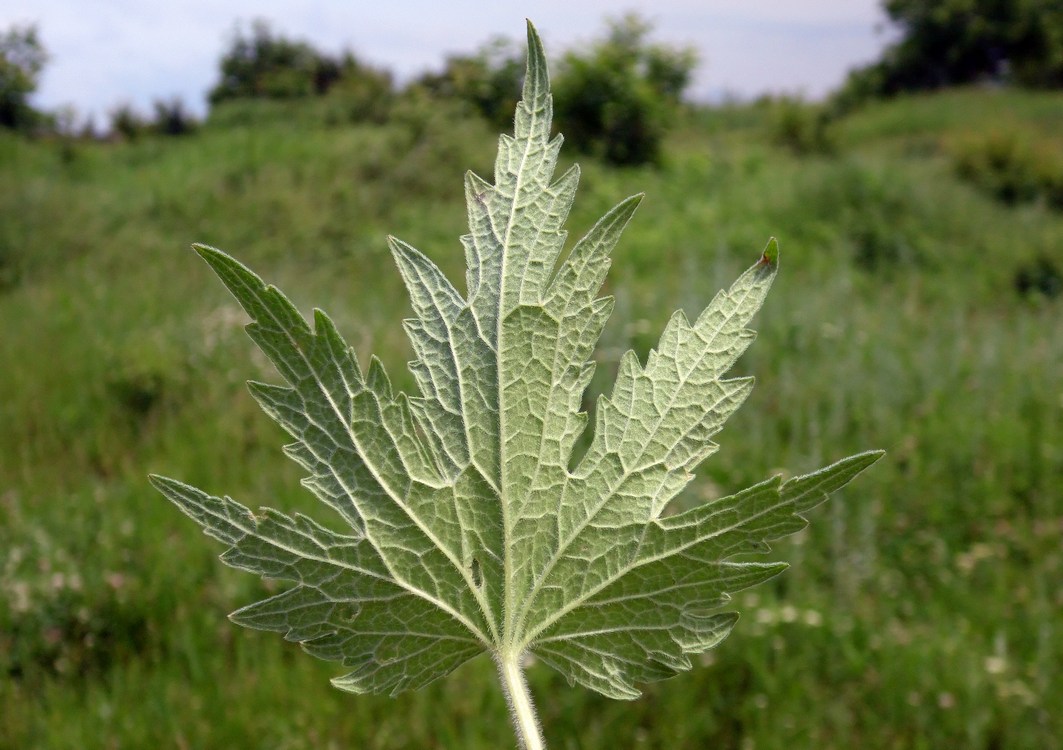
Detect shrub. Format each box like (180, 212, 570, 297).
(552, 14, 697, 166)
(323, 55, 394, 125)
(837, 0, 1063, 109)
(0, 24, 48, 132)
(952, 130, 1063, 206)
(414, 37, 524, 131)
(1043, 170, 1063, 210)
(209, 19, 342, 104)
(1014, 255, 1062, 298)
(108, 103, 148, 141)
(151, 97, 198, 136)
(411, 16, 696, 167)
(767, 96, 837, 156)
(800, 162, 928, 272)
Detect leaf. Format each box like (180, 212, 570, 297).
(151, 21, 883, 704)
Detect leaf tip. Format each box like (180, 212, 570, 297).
(856, 449, 887, 474)
(147, 473, 180, 494)
(192, 242, 225, 262)
(758, 238, 779, 268)
(386, 234, 410, 260)
(847, 449, 887, 474)
(192, 242, 255, 285)
(523, 19, 549, 97)
(330, 673, 369, 695)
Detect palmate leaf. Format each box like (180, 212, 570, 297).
(151, 19, 882, 724)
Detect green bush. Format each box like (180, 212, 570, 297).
(414, 37, 524, 132)
(767, 97, 837, 156)
(795, 162, 929, 272)
(209, 19, 342, 104)
(409, 16, 696, 167)
(323, 62, 394, 125)
(207, 19, 395, 130)
(0, 24, 48, 132)
(837, 0, 1063, 108)
(951, 129, 1063, 206)
(552, 14, 697, 166)
(108, 103, 148, 141)
(1014, 254, 1063, 298)
(151, 98, 198, 137)
(1043, 171, 1063, 210)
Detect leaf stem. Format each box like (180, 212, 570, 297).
(496, 650, 546, 750)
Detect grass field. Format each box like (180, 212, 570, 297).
(1, 87, 1061, 748)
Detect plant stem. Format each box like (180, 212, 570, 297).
(497, 650, 546, 750)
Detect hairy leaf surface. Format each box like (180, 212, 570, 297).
(152, 22, 882, 700)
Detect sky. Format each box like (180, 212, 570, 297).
(2, 1, 892, 124)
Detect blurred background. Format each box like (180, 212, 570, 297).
(1, 1, 1060, 748)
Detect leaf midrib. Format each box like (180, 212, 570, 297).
(498, 92, 545, 648)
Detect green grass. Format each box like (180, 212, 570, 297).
(1, 88, 1061, 749)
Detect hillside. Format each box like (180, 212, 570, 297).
(1, 88, 1061, 748)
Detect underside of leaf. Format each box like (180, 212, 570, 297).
(152, 20, 883, 701)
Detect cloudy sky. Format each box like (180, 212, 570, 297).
(3, 1, 892, 122)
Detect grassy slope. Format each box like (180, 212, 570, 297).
(1, 88, 1060, 749)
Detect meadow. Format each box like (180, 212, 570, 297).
(1, 87, 1061, 748)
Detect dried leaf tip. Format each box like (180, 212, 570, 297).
(758, 237, 780, 267)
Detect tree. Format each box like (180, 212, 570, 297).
(152, 97, 198, 136)
(0, 24, 48, 131)
(552, 14, 697, 166)
(415, 37, 525, 131)
(839, 0, 1063, 105)
(412, 16, 696, 167)
(209, 20, 341, 104)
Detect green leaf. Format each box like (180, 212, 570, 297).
(151, 20, 883, 704)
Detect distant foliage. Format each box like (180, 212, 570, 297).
(151, 97, 198, 136)
(415, 37, 525, 131)
(209, 20, 337, 102)
(209, 20, 336, 102)
(409, 16, 697, 167)
(208, 21, 326, 103)
(766, 97, 837, 156)
(800, 162, 929, 272)
(952, 130, 1063, 208)
(838, 0, 1063, 108)
(108, 103, 148, 141)
(208, 19, 394, 126)
(324, 63, 394, 125)
(0, 24, 48, 132)
(107, 99, 199, 140)
(552, 14, 697, 166)
(1014, 254, 1062, 298)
